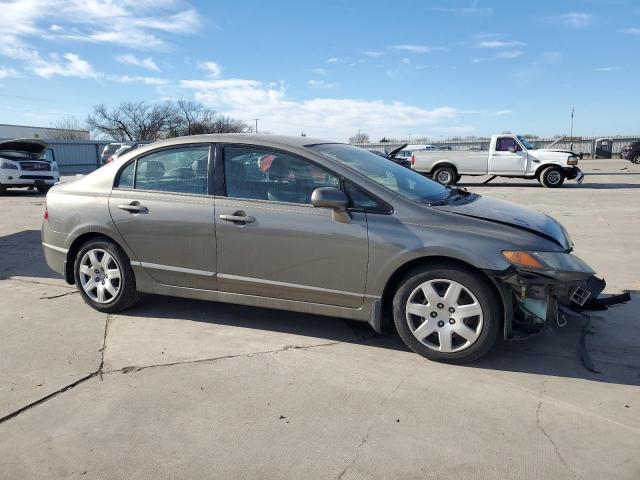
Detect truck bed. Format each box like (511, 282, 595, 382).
(412, 150, 489, 175)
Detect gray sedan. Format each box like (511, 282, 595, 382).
(42, 134, 599, 363)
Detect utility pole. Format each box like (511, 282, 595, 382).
(254, 118, 259, 134)
(569, 107, 575, 149)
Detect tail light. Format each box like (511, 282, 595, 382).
(43, 207, 49, 221)
(411, 154, 416, 166)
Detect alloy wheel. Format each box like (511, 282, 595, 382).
(405, 279, 484, 353)
(78, 249, 122, 304)
(547, 170, 562, 185)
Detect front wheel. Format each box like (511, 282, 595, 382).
(74, 239, 140, 313)
(632, 153, 640, 165)
(539, 166, 565, 188)
(392, 263, 501, 364)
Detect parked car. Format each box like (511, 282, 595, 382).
(0, 139, 59, 193)
(620, 141, 640, 164)
(369, 144, 411, 168)
(100, 142, 150, 165)
(411, 134, 584, 187)
(42, 134, 603, 363)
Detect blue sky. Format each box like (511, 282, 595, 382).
(0, 0, 639, 141)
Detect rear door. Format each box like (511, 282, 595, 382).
(213, 144, 369, 308)
(108, 144, 217, 290)
(488, 137, 527, 175)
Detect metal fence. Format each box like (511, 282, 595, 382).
(358, 135, 640, 156)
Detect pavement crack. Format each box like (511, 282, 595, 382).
(39, 291, 78, 300)
(1, 277, 76, 289)
(337, 423, 373, 480)
(0, 312, 111, 425)
(103, 341, 342, 375)
(536, 388, 576, 477)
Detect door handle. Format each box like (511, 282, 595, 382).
(118, 202, 148, 213)
(219, 213, 255, 224)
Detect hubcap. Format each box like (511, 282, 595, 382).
(437, 171, 451, 184)
(547, 170, 561, 184)
(405, 279, 484, 353)
(78, 249, 121, 304)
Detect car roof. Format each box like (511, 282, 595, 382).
(136, 134, 339, 150)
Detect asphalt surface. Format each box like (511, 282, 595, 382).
(1, 159, 639, 479)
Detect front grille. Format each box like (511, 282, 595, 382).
(19, 162, 51, 171)
(19, 175, 54, 180)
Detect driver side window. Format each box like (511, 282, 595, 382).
(496, 137, 520, 152)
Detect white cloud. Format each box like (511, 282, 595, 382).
(364, 51, 384, 57)
(0, 66, 18, 79)
(327, 58, 340, 63)
(475, 40, 526, 48)
(496, 50, 524, 59)
(349, 59, 366, 67)
(312, 67, 328, 75)
(31, 52, 97, 79)
(180, 76, 458, 140)
(392, 44, 446, 54)
(430, 7, 493, 17)
(108, 74, 169, 85)
(198, 61, 222, 78)
(114, 54, 160, 72)
(307, 80, 339, 90)
(596, 66, 620, 72)
(401, 57, 411, 64)
(557, 12, 592, 28)
(622, 27, 640, 35)
(0, 0, 201, 52)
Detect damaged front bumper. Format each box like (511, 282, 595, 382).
(486, 257, 625, 340)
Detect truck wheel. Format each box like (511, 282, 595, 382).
(433, 167, 457, 186)
(37, 186, 51, 194)
(392, 262, 501, 364)
(632, 154, 640, 165)
(0, 186, 6, 194)
(540, 167, 565, 188)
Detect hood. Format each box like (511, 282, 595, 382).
(536, 148, 576, 156)
(435, 196, 571, 250)
(0, 138, 48, 156)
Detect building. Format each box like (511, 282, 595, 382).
(0, 123, 90, 140)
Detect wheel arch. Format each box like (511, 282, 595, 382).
(64, 231, 128, 284)
(378, 255, 506, 333)
(430, 161, 458, 175)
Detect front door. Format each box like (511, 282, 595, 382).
(489, 137, 527, 175)
(109, 144, 217, 290)
(214, 144, 369, 308)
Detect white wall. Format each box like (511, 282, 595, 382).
(0, 124, 90, 140)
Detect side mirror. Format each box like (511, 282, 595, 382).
(311, 187, 350, 223)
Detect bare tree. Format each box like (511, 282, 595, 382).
(86, 100, 251, 141)
(47, 116, 88, 140)
(349, 131, 370, 144)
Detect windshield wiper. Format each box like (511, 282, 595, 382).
(426, 187, 473, 206)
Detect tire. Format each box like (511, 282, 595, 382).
(0, 186, 6, 194)
(433, 166, 457, 186)
(73, 239, 140, 313)
(37, 186, 51, 194)
(632, 153, 640, 165)
(455, 174, 462, 183)
(392, 262, 501, 364)
(539, 166, 565, 188)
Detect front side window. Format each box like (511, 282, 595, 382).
(309, 144, 448, 204)
(496, 137, 520, 152)
(117, 146, 209, 194)
(224, 146, 339, 204)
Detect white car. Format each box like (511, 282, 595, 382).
(411, 134, 584, 188)
(0, 139, 59, 193)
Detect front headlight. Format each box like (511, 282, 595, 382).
(502, 250, 594, 273)
(1, 161, 19, 170)
(567, 155, 578, 165)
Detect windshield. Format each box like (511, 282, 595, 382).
(308, 143, 449, 203)
(516, 136, 536, 150)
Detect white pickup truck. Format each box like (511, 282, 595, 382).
(410, 134, 584, 188)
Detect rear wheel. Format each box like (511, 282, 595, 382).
(73, 239, 140, 313)
(433, 166, 457, 186)
(540, 166, 565, 188)
(0, 186, 6, 194)
(632, 153, 640, 165)
(392, 262, 501, 363)
(37, 186, 51, 193)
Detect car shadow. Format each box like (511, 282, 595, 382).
(0, 188, 46, 197)
(122, 290, 640, 387)
(0, 230, 59, 280)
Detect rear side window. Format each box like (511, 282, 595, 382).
(116, 146, 209, 195)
